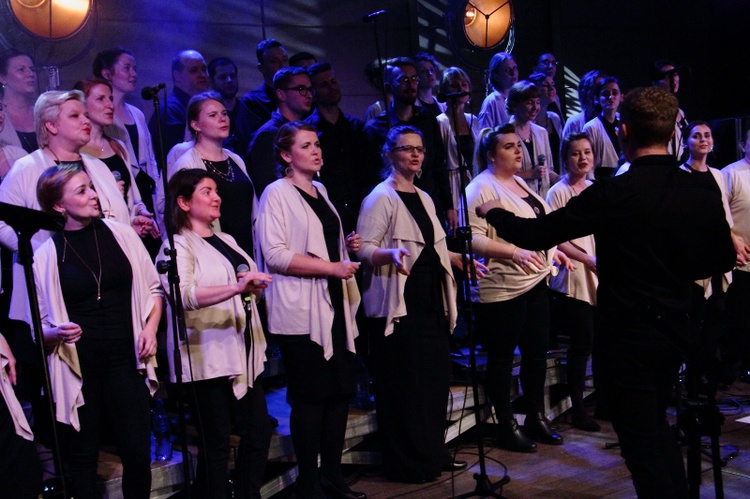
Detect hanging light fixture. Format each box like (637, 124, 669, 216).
(9, 0, 92, 40)
(462, 0, 513, 49)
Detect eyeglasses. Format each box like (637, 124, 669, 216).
(392, 145, 426, 155)
(395, 75, 420, 85)
(283, 85, 313, 96)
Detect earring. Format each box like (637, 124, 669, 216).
(59, 208, 67, 218)
(285, 166, 293, 177)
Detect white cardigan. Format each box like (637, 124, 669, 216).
(546, 180, 598, 306)
(0, 333, 33, 440)
(32, 219, 160, 430)
(156, 230, 266, 396)
(105, 103, 159, 182)
(583, 117, 620, 171)
(466, 169, 556, 303)
(356, 180, 457, 336)
(517, 121, 554, 194)
(257, 178, 360, 360)
(0, 149, 132, 322)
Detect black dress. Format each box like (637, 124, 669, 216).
(273, 187, 356, 403)
(370, 190, 452, 482)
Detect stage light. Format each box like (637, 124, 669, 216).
(9, 0, 92, 40)
(462, 0, 513, 49)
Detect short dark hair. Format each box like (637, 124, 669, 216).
(0, 48, 33, 76)
(274, 121, 318, 178)
(506, 80, 540, 114)
(166, 168, 214, 234)
(579, 70, 603, 121)
(208, 57, 237, 79)
(92, 47, 133, 78)
(595, 76, 620, 98)
(477, 124, 517, 171)
(37, 163, 85, 214)
(186, 91, 224, 137)
(651, 59, 676, 83)
(384, 57, 415, 85)
(272, 66, 308, 92)
(256, 39, 283, 64)
(619, 87, 678, 148)
(289, 51, 316, 67)
(307, 62, 332, 81)
(413, 52, 439, 68)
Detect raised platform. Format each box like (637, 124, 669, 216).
(45, 349, 588, 498)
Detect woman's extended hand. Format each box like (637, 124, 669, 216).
(131, 215, 158, 238)
(137, 328, 157, 360)
(330, 260, 361, 280)
(56, 322, 83, 344)
(449, 252, 489, 279)
(237, 271, 273, 296)
(475, 199, 504, 218)
(346, 231, 362, 253)
(390, 248, 411, 276)
(554, 250, 576, 271)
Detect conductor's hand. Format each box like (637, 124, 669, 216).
(330, 260, 360, 280)
(475, 200, 505, 218)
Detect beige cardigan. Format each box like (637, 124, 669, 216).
(466, 169, 556, 303)
(356, 180, 457, 336)
(32, 219, 160, 430)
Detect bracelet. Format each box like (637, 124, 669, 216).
(511, 246, 518, 262)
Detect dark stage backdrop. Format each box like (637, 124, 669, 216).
(3, 0, 749, 155)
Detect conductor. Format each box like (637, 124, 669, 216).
(476, 86, 736, 498)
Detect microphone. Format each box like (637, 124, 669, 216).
(537, 154, 550, 198)
(237, 264, 252, 307)
(141, 83, 166, 100)
(362, 10, 386, 23)
(111, 171, 121, 181)
(436, 91, 470, 103)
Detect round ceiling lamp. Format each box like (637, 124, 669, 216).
(463, 1, 513, 49)
(9, 0, 92, 40)
(447, 0, 515, 70)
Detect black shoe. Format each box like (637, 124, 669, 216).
(319, 474, 366, 499)
(524, 413, 564, 445)
(496, 418, 537, 453)
(442, 460, 468, 472)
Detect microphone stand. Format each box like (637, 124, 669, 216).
(444, 98, 510, 499)
(0, 204, 68, 498)
(146, 89, 193, 498)
(364, 10, 390, 129)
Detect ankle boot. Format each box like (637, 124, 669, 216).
(570, 392, 601, 432)
(524, 412, 564, 445)
(496, 418, 537, 453)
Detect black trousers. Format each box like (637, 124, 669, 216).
(596, 312, 688, 498)
(188, 377, 272, 499)
(551, 293, 595, 393)
(60, 337, 152, 499)
(723, 270, 750, 372)
(0, 393, 42, 498)
(475, 281, 550, 420)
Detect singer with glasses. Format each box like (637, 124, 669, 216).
(34, 163, 163, 499)
(73, 78, 158, 239)
(466, 124, 569, 452)
(506, 80, 556, 196)
(257, 121, 364, 499)
(157, 168, 272, 499)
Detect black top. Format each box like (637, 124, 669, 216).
(522, 137, 536, 165)
(204, 234, 249, 273)
(364, 106, 453, 217)
(17, 131, 37, 154)
(417, 98, 442, 118)
(203, 156, 255, 257)
(235, 83, 277, 156)
(305, 108, 368, 234)
(245, 111, 288, 195)
(521, 194, 545, 217)
(484, 155, 735, 317)
(125, 123, 140, 162)
(148, 86, 191, 160)
(54, 220, 133, 341)
(599, 115, 622, 157)
(100, 153, 132, 197)
(457, 134, 474, 173)
(296, 187, 343, 306)
(396, 191, 440, 267)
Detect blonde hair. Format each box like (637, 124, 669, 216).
(34, 90, 85, 149)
